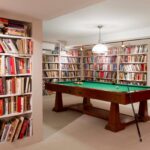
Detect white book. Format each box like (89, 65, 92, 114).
(1, 123, 10, 142)
(25, 77, 29, 93)
(3, 39, 17, 54)
(4, 124, 12, 142)
(5, 98, 9, 115)
(21, 96, 24, 112)
(10, 97, 14, 114)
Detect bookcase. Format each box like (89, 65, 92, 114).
(42, 42, 82, 95)
(82, 40, 149, 86)
(60, 48, 81, 81)
(118, 42, 148, 85)
(82, 49, 94, 81)
(0, 17, 33, 143)
(95, 46, 118, 82)
(42, 42, 60, 95)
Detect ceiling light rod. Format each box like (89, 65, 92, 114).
(98, 25, 103, 43)
(92, 25, 107, 54)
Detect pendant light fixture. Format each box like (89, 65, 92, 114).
(121, 41, 125, 48)
(92, 25, 108, 53)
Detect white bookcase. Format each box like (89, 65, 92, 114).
(82, 40, 149, 86)
(0, 17, 33, 143)
(42, 42, 82, 95)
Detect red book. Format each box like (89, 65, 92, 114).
(0, 78, 3, 94)
(0, 99, 3, 116)
(19, 119, 29, 139)
(10, 57, 15, 74)
(0, 44, 4, 53)
(17, 97, 21, 112)
(11, 78, 16, 93)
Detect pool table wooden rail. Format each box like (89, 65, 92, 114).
(45, 82, 150, 104)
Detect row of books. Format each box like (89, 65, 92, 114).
(84, 64, 94, 70)
(119, 45, 148, 55)
(0, 56, 31, 75)
(43, 55, 59, 63)
(84, 70, 94, 77)
(83, 57, 94, 63)
(61, 71, 80, 77)
(0, 77, 31, 95)
(95, 56, 117, 63)
(43, 64, 59, 70)
(0, 116, 32, 143)
(0, 38, 33, 54)
(95, 72, 117, 79)
(60, 50, 81, 56)
(61, 57, 80, 63)
(119, 72, 147, 81)
(83, 50, 92, 56)
(95, 64, 117, 71)
(61, 64, 80, 70)
(0, 18, 31, 37)
(119, 64, 147, 72)
(107, 47, 118, 55)
(43, 71, 59, 78)
(16, 58, 31, 74)
(0, 95, 31, 116)
(119, 55, 147, 63)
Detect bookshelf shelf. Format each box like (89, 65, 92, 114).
(0, 93, 32, 98)
(0, 111, 32, 119)
(0, 34, 32, 40)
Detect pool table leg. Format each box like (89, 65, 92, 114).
(105, 102, 125, 132)
(53, 92, 65, 112)
(83, 97, 92, 110)
(138, 101, 150, 122)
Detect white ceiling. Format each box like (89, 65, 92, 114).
(0, 0, 101, 20)
(43, 0, 150, 45)
(1, 0, 150, 45)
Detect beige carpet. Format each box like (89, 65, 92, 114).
(18, 94, 150, 150)
(19, 115, 150, 150)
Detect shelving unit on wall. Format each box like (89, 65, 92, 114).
(0, 17, 33, 143)
(118, 41, 148, 85)
(42, 42, 82, 95)
(82, 49, 95, 81)
(42, 42, 60, 95)
(82, 40, 149, 86)
(94, 46, 119, 82)
(60, 48, 82, 81)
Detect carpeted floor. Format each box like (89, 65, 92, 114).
(17, 94, 150, 150)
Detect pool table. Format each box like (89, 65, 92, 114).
(45, 81, 150, 132)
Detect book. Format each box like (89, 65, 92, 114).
(1, 123, 11, 142)
(13, 116, 24, 141)
(19, 119, 29, 139)
(0, 121, 5, 140)
(0, 99, 3, 116)
(7, 118, 19, 142)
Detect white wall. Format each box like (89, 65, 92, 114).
(0, 11, 43, 149)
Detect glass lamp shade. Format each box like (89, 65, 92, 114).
(92, 43, 108, 54)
